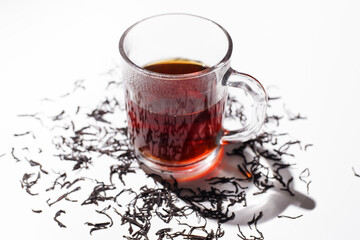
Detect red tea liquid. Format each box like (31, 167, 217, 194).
(126, 59, 225, 165)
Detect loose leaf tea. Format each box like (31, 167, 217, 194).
(10, 69, 312, 239)
(237, 212, 264, 240)
(32, 209, 43, 213)
(47, 186, 81, 206)
(20, 172, 41, 196)
(352, 167, 360, 178)
(299, 168, 312, 194)
(153, 221, 224, 240)
(11, 147, 21, 162)
(85, 205, 113, 234)
(283, 105, 307, 121)
(54, 210, 67, 228)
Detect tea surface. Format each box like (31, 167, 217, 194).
(144, 59, 207, 74)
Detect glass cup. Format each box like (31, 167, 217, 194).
(119, 13, 267, 179)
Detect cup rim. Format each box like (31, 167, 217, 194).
(119, 13, 233, 79)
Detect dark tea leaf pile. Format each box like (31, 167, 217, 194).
(10, 69, 313, 239)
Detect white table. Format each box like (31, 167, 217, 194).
(1, 0, 359, 239)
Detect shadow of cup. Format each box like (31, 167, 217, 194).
(171, 143, 316, 225)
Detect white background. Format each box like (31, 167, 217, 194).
(1, 0, 360, 239)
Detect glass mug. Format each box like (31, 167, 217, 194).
(119, 13, 267, 179)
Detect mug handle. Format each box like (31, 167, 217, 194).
(221, 68, 268, 144)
